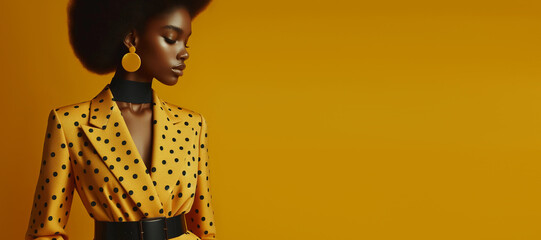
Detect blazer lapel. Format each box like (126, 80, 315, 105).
(80, 84, 185, 218)
(149, 88, 191, 209)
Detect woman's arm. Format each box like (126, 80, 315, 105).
(24, 109, 76, 240)
(186, 114, 218, 240)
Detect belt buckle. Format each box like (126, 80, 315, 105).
(138, 216, 168, 240)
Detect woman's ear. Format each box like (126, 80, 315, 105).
(123, 29, 139, 49)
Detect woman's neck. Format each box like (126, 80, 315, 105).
(109, 75, 153, 104)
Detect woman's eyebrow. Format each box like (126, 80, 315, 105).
(162, 25, 192, 37)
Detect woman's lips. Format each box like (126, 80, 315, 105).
(172, 68, 183, 76)
(172, 63, 185, 76)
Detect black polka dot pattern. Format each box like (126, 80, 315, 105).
(24, 109, 75, 240)
(184, 114, 217, 240)
(25, 84, 217, 240)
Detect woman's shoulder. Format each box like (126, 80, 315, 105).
(161, 101, 205, 123)
(46, 100, 91, 127)
(51, 100, 91, 117)
(53, 100, 91, 113)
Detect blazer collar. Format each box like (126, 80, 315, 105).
(87, 83, 179, 128)
(81, 84, 190, 217)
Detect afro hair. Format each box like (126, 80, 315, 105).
(67, 0, 211, 75)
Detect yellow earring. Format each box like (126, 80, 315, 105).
(121, 46, 141, 72)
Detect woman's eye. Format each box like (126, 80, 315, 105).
(163, 37, 189, 48)
(164, 37, 177, 44)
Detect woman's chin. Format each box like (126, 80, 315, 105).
(155, 76, 179, 86)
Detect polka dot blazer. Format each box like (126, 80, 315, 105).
(25, 84, 217, 240)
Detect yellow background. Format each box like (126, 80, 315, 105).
(2, 0, 541, 239)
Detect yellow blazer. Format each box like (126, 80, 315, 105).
(25, 84, 217, 240)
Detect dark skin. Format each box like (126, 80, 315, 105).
(111, 6, 191, 171)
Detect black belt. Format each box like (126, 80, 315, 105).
(94, 213, 188, 240)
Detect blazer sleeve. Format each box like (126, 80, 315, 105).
(186, 114, 218, 240)
(25, 109, 76, 240)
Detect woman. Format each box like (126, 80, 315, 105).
(24, 0, 217, 239)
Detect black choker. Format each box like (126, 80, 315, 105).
(109, 76, 153, 104)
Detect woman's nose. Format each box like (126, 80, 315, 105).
(177, 49, 189, 61)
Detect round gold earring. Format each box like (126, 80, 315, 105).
(121, 46, 141, 72)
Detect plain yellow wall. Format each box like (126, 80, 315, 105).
(2, 0, 541, 239)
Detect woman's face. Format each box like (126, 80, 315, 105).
(130, 6, 192, 86)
